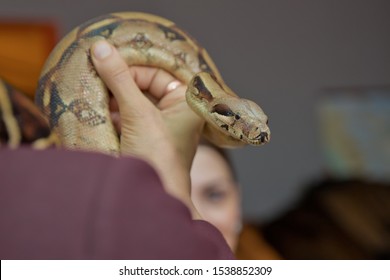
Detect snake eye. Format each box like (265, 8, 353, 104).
(211, 104, 235, 117)
(235, 114, 241, 120)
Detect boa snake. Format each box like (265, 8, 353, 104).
(1, 12, 270, 152)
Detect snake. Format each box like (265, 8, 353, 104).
(0, 78, 59, 148)
(1, 12, 270, 152)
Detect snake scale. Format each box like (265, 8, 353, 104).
(0, 12, 270, 153)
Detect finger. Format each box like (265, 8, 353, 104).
(91, 40, 152, 115)
(128, 66, 185, 100)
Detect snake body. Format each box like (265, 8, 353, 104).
(2, 12, 270, 152)
(0, 79, 58, 148)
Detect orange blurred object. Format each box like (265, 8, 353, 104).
(235, 224, 282, 260)
(0, 21, 57, 98)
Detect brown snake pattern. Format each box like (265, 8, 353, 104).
(0, 79, 59, 148)
(1, 12, 270, 152)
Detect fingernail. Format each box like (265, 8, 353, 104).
(92, 41, 112, 60)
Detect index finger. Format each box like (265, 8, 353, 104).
(128, 66, 185, 101)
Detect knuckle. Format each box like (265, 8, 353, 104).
(111, 66, 131, 84)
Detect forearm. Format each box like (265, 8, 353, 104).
(122, 135, 202, 220)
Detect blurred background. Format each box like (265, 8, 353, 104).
(1, 0, 389, 259)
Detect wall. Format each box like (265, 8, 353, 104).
(1, 0, 389, 221)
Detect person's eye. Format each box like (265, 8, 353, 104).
(206, 189, 227, 202)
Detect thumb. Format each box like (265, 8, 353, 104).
(90, 40, 152, 117)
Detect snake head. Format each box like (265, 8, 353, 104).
(210, 98, 270, 145)
(186, 72, 270, 146)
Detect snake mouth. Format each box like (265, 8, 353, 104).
(254, 131, 269, 144)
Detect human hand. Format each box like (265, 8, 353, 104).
(91, 40, 203, 218)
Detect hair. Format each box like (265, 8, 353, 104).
(198, 138, 238, 181)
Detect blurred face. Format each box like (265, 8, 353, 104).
(190, 145, 241, 250)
